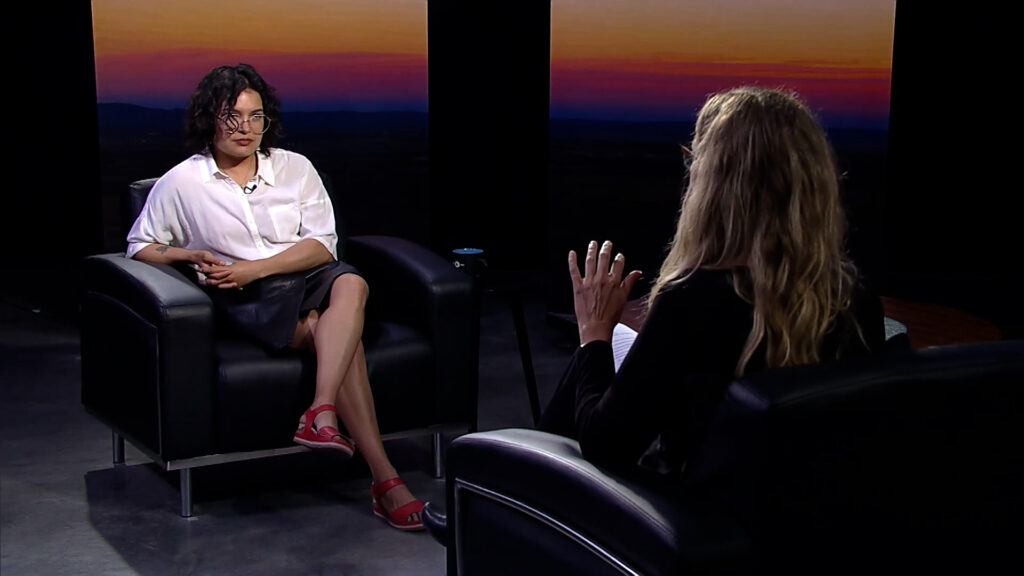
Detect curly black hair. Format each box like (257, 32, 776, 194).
(184, 63, 283, 156)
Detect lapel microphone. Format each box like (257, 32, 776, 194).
(243, 182, 257, 194)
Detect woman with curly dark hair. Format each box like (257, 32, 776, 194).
(126, 63, 424, 531)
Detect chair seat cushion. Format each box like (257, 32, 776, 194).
(362, 321, 435, 432)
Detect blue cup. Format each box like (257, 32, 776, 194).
(452, 248, 487, 277)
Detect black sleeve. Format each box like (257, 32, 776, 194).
(575, 284, 704, 470)
(834, 275, 887, 359)
(855, 281, 887, 354)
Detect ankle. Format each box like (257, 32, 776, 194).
(313, 411, 336, 429)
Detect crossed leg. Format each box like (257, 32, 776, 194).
(292, 273, 420, 522)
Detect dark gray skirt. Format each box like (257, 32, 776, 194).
(204, 260, 361, 349)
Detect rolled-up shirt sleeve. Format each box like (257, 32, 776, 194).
(125, 180, 186, 259)
(297, 167, 338, 260)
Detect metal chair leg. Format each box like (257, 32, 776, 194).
(432, 431, 444, 478)
(112, 431, 125, 464)
(179, 468, 194, 517)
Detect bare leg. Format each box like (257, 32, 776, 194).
(293, 274, 419, 520)
(290, 309, 319, 352)
(334, 341, 420, 519)
(305, 275, 366, 433)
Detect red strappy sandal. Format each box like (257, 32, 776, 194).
(371, 477, 425, 531)
(293, 404, 355, 457)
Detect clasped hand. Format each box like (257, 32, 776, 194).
(186, 249, 262, 290)
(569, 240, 642, 346)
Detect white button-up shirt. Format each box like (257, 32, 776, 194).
(126, 149, 338, 264)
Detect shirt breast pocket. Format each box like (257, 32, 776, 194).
(266, 203, 301, 241)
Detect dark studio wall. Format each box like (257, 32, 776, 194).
(9, 1, 104, 317)
(427, 0, 1024, 339)
(427, 0, 551, 272)
(10, 1, 1021, 339)
(885, 2, 1022, 338)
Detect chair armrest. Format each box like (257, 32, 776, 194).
(442, 428, 750, 576)
(344, 235, 473, 326)
(345, 235, 478, 426)
(80, 253, 216, 461)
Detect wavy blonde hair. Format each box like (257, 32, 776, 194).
(648, 86, 861, 376)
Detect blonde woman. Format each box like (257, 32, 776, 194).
(539, 86, 885, 477)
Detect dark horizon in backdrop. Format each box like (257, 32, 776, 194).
(95, 102, 888, 299)
(12, 1, 1020, 340)
(92, 0, 897, 325)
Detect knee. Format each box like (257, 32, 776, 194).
(331, 273, 369, 308)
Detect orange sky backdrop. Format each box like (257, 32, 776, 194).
(92, 0, 428, 110)
(551, 0, 897, 125)
(93, 0, 896, 125)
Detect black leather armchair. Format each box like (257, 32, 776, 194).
(428, 340, 1024, 575)
(80, 178, 478, 516)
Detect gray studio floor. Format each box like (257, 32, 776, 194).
(0, 273, 577, 576)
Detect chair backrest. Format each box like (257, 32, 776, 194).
(127, 177, 159, 225)
(681, 340, 1024, 572)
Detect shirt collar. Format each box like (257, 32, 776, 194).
(256, 152, 277, 187)
(198, 153, 220, 184)
(198, 150, 277, 187)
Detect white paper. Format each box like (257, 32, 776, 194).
(612, 322, 638, 373)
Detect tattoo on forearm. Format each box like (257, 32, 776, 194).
(156, 246, 169, 254)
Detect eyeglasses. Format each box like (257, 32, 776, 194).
(219, 113, 271, 135)
(680, 144, 693, 170)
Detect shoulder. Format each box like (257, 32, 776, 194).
(157, 153, 209, 183)
(265, 148, 316, 171)
(647, 268, 747, 323)
(658, 269, 738, 301)
(148, 154, 208, 196)
(263, 148, 322, 184)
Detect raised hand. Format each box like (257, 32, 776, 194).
(568, 240, 642, 346)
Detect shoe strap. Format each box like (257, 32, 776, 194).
(372, 477, 406, 499)
(307, 404, 338, 418)
(316, 425, 341, 436)
(315, 425, 352, 443)
(388, 499, 424, 525)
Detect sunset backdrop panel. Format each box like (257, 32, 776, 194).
(92, 0, 428, 111)
(551, 0, 897, 128)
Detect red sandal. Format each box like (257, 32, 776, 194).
(371, 477, 425, 531)
(293, 404, 355, 457)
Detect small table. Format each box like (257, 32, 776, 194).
(477, 267, 542, 426)
(880, 297, 1002, 349)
